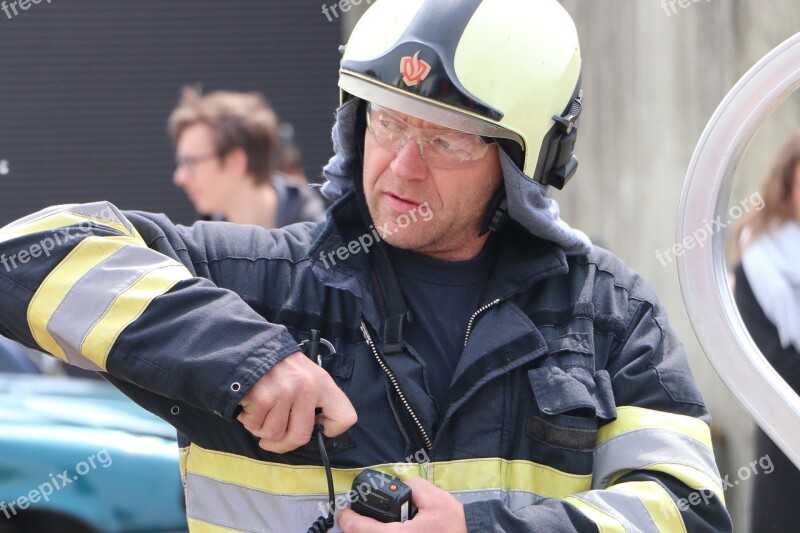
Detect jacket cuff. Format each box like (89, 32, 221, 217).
(211, 328, 301, 420)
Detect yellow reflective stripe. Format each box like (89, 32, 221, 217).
(80, 263, 191, 369)
(27, 236, 141, 359)
(599, 406, 712, 449)
(604, 462, 724, 507)
(187, 517, 243, 533)
(564, 496, 626, 533)
(646, 463, 725, 505)
(179, 447, 190, 482)
(186, 444, 423, 495)
(185, 444, 592, 498)
(431, 458, 591, 498)
(594, 407, 722, 504)
(0, 210, 134, 242)
(607, 469, 632, 487)
(608, 481, 687, 533)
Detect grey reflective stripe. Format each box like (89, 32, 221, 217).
(453, 489, 545, 510)
(574, 490, 658, 533)
(185, 473, 549, 532)
(69, 202, 134, 235)
(47, 246, 178, 369)
(593, 428, 721, 490)
(187, 473, 343, 533)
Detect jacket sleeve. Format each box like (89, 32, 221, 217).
(463, 276, 732, 532)
(0, 201, 303, 419)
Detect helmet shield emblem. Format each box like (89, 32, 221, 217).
(401, 51, 431, 86)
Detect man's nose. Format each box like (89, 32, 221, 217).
(390, 136, 428, 180)
(173, 164, 190, 187)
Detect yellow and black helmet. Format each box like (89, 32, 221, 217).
(339, 0, 583, 189)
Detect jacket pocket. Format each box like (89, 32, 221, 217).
(526, 366, 616, 452)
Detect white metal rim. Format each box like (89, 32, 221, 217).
(678, 32, 800, 468)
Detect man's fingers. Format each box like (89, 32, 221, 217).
(237, 404, 267, 434)
(237, 350, 357, 452)
(404, 477, 436, 508)
(317, 381, 358, 437)
(259, 400, 292, 441)
(284, 393, 317, 445)
(258, 437, 303, 455)
(339, 508, 400, 533)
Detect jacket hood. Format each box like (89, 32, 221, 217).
(320, 98, 591, 255)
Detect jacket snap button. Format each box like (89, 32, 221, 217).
(231, 382, 241, 392)
(171, 406, 180, 415)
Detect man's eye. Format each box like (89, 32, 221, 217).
(378, 118, 404, 133)
(431, 136, 470, 153)
(430, 137, 452, 150)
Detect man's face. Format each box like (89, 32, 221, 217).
(173, 122, 237, 215)
(362, 105, 504, 260)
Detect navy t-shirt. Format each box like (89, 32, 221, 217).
(389, 238, 498, 426)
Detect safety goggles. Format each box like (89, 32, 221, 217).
(366, 103, 492, 168)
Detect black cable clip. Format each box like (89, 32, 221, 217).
(299, 330, 336, 367)
(303, 330, 337, 533)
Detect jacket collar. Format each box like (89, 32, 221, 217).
(309, 192, 571, 332)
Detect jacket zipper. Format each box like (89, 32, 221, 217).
(359, 320, 433, 452)
(463, 298, 503, 347)
(358, 298, 504, 455)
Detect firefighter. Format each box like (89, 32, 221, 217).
(0, 0, 731, 531)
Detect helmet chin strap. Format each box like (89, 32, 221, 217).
(479, 186, 508, 236)
(351, 100, 377, 237)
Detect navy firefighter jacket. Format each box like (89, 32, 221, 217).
(0, 192, 731, 532)
(0, 93, 731, 533)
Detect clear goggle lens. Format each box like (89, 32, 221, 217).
(366, 103, 491, 168)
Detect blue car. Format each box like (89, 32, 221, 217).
(0, 371, 188, 532)
(0, 337, 40, 375)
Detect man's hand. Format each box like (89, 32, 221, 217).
(338, 478, 467, 533)
(236, 351, 357, 453)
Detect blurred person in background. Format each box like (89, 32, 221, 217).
(169, 87, 326, 228)
(277, 121, 310, 185)
(733, 129, 800, 532)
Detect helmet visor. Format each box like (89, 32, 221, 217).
(340, 72, 525, 150)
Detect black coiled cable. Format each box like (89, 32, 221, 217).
(306, 423, 335, 533)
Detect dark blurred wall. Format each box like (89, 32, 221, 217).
(0, 0, 341, 226)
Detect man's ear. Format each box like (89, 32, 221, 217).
(221, 147, 249, 178)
